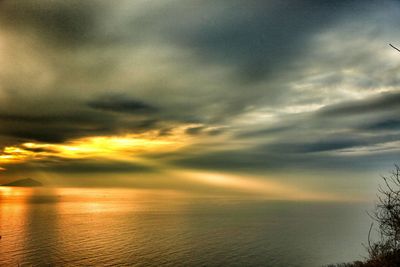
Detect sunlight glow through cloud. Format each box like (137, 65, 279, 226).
(0, 0, 399, 201)
(0, 131, 188, 168)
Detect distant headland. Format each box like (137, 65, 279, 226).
(1, 178, 43, 187)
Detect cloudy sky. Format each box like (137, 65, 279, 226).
(0, 0, 399, 200)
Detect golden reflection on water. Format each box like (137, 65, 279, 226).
(0, 186, 370, 266)
(0, 187, 188, 266)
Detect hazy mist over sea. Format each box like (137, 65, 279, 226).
(1, 187, 372, 267)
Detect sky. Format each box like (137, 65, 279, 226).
(0, 0, 399, 201)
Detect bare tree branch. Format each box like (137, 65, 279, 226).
(390, 44, 400, 53)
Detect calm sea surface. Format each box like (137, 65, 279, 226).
(0, 187, 372, 266)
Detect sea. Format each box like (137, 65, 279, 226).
(0, 187, 373, 267)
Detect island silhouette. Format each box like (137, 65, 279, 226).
(1, 178, 43, 187)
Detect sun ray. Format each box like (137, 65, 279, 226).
(0, 128, 191, 168)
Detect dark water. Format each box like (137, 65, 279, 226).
(0, 187, 371, 266)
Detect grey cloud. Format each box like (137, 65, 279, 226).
(185, 126, 205, 135)
(0, 107, 159, 143)
(167, 1, 359, 82)
(236, 125, 293, 139)
(263, 132, 400, 154)
(0, 0, 105, 46)
(185, 126, 224, 136)
(0, 0, 399, 179)
(88, 94, 158, 114)
(20, 147, 57, 153)
(45, 159, 154, 174)
(172, 144, 400, 174)
(3, 158, 155, 175)
(0, 0, 377, 129)
(5, 130, 67, 143)
(361, 118, 400, 131)
(265, 139, 366, 154)
(0, 111, 116, 143)
(207, 128, 224, 136)
(0, 112, 111, 124)
(319, 92, 400, 117)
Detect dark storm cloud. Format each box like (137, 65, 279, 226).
(0, 0, 381, 129)
(21, 147, 57, 153)
(0, 0, 374, 128)
(0, 112, 108, 124)
(207, 128, 224, 136)
(185, 126, 205, 135)
(168, 0, 360, 81)
(4, 126, 105, 143)
(88, 95, 157, 114)
(319, 92, 400, 117)
(0, 0, 360, 73)
(0, 0, 399, 180)
(0, 116, 162, 143)
(265, 139, 366, 154)
(177, 92, 400, 173)
(172, 143, 400, 173)
(5, 129, 71, 143)
(45, 159, 154, 174)
(0, 107, 158, 143)
(236, 125, 293, 139)
(184, 126, 224, 136)
(264, 133, 400, 154)
(0, 0, 103, 46)
(0, 111, 117, 142)
(3, 158, 154, 174)
(362, 118, 400, 131)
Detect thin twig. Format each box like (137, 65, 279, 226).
(390, 44, 400, 53)
(368, 222, 374, 251)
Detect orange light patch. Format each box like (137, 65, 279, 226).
(0, 128, 191, 167)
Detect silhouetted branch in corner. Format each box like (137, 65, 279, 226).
(328, 165, 400, 267)
(390, 44, 400, 53)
